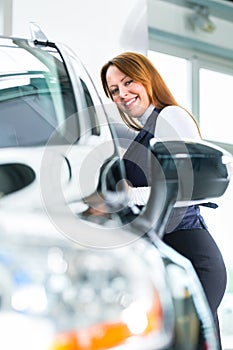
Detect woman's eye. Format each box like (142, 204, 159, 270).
(111, 88, 119, 96)
(125, 79, 133, 86)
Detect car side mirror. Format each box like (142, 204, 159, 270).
(138, 139, 233, 238)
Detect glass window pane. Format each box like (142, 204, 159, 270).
(199, 69, 233, 144)
(0, 42, 78, 147)
(148, 50, 190, 110)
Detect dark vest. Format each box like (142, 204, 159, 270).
(123, 108, 208, 234)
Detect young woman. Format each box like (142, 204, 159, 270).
(100, 51, 226, 348)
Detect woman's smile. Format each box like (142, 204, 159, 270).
(124, 97, 137, 108)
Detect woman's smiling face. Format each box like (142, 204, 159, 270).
(106, 65, 150, 118)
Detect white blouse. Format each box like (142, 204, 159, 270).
(127, 105, 201, 207)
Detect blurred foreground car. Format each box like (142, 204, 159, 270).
(0, 25, 232, 350)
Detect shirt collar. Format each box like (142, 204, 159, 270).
(138, 104, 155, 126)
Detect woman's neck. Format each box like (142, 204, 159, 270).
(138, 104, 155, 126)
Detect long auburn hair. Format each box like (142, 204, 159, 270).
(100, 51, 200, 134)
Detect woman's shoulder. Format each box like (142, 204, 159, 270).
(155, 105, 201, 140)
(159, 105, 189, 118)
(157, 105, 197, 126)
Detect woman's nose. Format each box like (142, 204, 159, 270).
(119, 86, 128, 98)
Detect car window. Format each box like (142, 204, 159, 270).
(0, 39, 78, 147)
(80, 79, 100, 136)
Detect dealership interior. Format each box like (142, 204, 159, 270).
(0, 0, 233, 349)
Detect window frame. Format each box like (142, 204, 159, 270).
(148, 37, 233, 154)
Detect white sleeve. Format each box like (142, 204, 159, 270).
(126, 106, 201, 207)
(155, 106, 203, 207)
(127, 186, 151, 207)
(154, 106, 201, 141)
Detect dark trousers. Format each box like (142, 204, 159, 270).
(163, 228, 227, 349)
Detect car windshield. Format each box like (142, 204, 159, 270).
(0, 38, 78, 147)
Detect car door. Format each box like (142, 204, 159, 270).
(0, 37, 132, 248)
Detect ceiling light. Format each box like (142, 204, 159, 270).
(189, 5, 216, 33)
